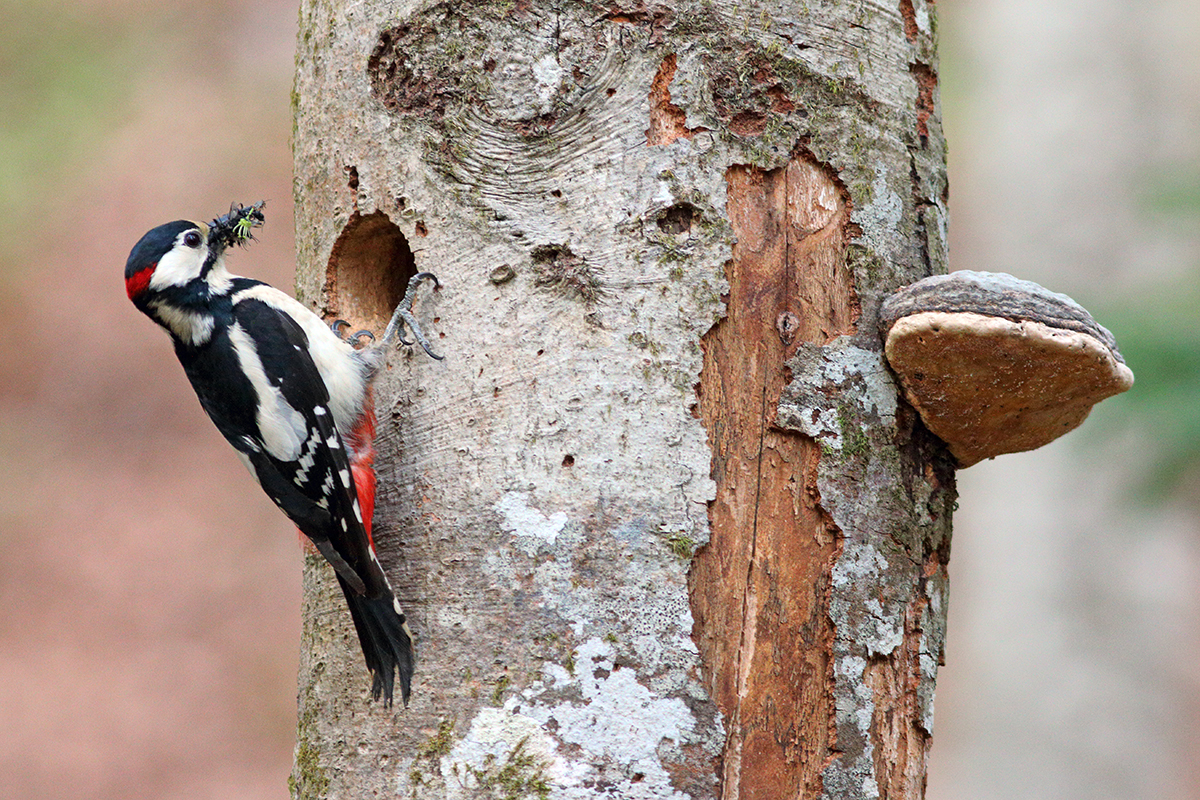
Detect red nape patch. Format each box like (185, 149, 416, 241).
(125, 264, 155, 299)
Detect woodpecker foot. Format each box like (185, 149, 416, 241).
(382, 272, 443, 360)
(329, 320, 377, 349)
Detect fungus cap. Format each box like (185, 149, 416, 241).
(881, 271, 1134, 468)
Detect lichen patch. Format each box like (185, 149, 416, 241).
(494, 491, 569, 555)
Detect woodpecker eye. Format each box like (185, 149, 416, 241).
(183, 231, 203, 248)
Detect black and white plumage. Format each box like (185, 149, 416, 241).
(125, 206, 439, 705)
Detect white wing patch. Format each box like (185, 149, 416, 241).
(228, 322, 307, 462)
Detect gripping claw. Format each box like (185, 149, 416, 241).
(330, 321, 375, 349)
(381, 272, 443, 360)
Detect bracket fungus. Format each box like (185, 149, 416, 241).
(880, 271, 1134, 468)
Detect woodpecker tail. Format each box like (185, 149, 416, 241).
(337, 577, 415, 706)
(339, 387, 414, 706)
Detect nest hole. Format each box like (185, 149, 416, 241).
(323, 211, 416, 334)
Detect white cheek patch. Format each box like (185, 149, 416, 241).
(148, 239, 207, 291)
(228, 322, 307, 462)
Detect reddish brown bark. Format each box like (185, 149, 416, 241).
(647, 54, 704, 146)
(865, 559, 939, 798)
(691, 156, 858, 798)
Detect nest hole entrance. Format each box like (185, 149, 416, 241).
(324, 211, 416, 335)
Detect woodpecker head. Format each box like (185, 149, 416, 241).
(125, 202, 266, 347)
(124, 220, 212, 304)
(125, 201, 265, 307)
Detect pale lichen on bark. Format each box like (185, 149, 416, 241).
(291, 0, 949, 797)
(777, 340, 953, 798)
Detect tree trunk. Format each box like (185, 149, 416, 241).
(290, 1, 950, 798)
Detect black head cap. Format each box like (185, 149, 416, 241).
(125, 220, 199, 279)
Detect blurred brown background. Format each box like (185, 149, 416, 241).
(1, 1, 1197, 798)
(1, 2, 301, 797)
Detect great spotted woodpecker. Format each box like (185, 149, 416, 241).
(124, 202, 439, 706)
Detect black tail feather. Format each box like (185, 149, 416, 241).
(337, 577, 414, 706)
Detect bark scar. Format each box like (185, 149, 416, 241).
(691, 154, 857, 799)
(647, 53, 707, 146)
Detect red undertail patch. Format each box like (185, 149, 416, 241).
(348, 389, 378, 547)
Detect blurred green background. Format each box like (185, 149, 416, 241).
(1, 1, 1196, 798)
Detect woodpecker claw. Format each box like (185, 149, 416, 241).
(329, 321, 376, 349)
(382, 272, 443, 360)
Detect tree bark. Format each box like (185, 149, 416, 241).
(290, 1, 950, 798)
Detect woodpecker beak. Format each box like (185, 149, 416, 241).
(199, 222, 228, 257)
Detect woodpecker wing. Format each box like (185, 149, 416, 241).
(232, 297, 385, 590)
(224, 296, 415, 704)
(179, 292, 381, 596)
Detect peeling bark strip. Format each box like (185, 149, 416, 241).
(691, 157, 855, 798)
(647, 54, 706, 145)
